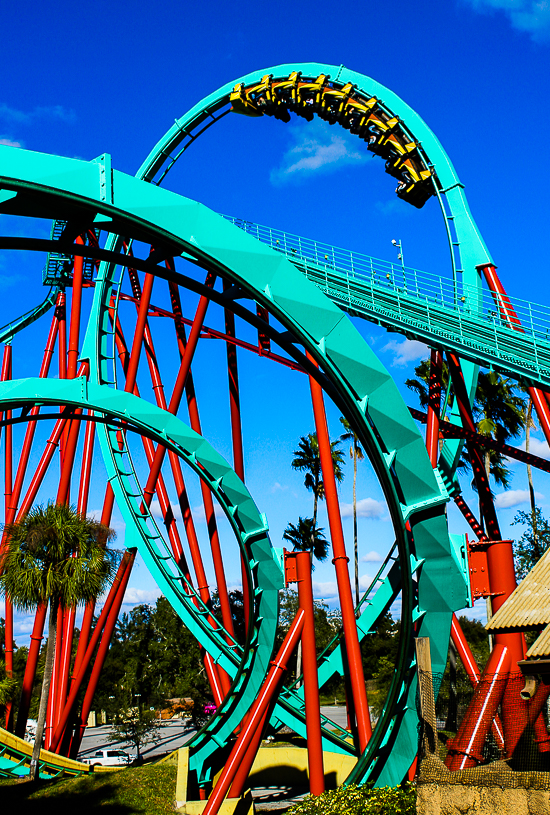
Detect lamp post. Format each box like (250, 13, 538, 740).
(391, 239, 405, 276)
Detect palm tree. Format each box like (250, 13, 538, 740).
(0, 660, 17, 715)
(291, 433, 345, 531)
(339, 417, 365, 611)
(0, 503, 116, 781)
(283, 516, 328, 687)
(283, 517, 329, 563)
(406, 361, 526, 502)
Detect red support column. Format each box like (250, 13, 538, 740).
(2, 300, 60, 538)
(445, 644, 510, 770)
(50, 549, 136, 753)
(167, 277, 236, 643)
(71, 486, 115, 683)
(446, 354, 524, 660)
(141, 273, 215, 507)
(67, 238, 84, 379)
(479, 263, 550, 446)
(124, 271, 154, 395)
(296, 552, 325, 796)
(426, 349, 443, 466)
(451, 614, 505, 750)
(70, 549, 137, 756)
(77, 413, 95, 514)
(203, 610, 305, 815)
(2, 344, 13, 728)
(224, 296, 250, 634)
(57, 291, 68, 470)
(307, 354, 372, 752)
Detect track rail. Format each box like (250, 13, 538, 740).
(224, 217, 550, 387)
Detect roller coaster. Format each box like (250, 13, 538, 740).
(0, 63, 548, 808)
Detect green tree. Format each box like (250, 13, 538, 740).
(283, 517, 329, 563)
(512, 507, 550, 580)
(291, 433, 345, 532)
(0, 503, 116, 780)
(406, 362, 525, 498)
(212, 589, 246, 646)
(94, 597, 212, 726)
(0, 659, 17, 715)
(340, 417, 365, 610)
(108, 707, 160, 762)
(277, 588, 343, 696)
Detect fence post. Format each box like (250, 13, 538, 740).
(415, 637, 437, 756)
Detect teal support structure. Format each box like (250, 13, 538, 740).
(0, 62, 521, 791)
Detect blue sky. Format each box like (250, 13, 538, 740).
(1, 0, 550, 643)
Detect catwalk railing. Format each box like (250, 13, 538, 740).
(224, 216, 550, 388)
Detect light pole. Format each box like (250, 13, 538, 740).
(391, 238, 405, 275)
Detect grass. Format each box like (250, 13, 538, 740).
(0, 764, 177, 814)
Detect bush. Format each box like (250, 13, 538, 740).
(287, 782, 416, 815)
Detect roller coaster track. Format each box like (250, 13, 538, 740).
(224, 217, 550, 389)
(0, 61, 523, 799)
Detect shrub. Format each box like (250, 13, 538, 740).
(287, 782, 416, 815)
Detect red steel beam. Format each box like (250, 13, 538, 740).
(67, 237, 84, 379)
(167, 276, 236, 643)
(426, 349, 443, 466)
(410, 407, 550, 474)
(2, 345, 13, 728)
(69, 548, 137, 756)
(307, 354, 372, 752)
(116, 291, 303, 373)
(50, 549, 136, 753)
(224, 292, 250, 635)
(479, 263, 550, 445)
(141, 272, 216, 508)
(203, 610, 305, 815)
(70, 487, 116, 686)
(445, 644, 510, 770)
(296, 551, 325, 796)
(451, 614, 505, 750)
(2, 298, 60, 537)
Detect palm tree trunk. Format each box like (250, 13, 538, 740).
(353, 446, 359, 613)
(30, 600, 58, 782)
(313, 491, 318, 534)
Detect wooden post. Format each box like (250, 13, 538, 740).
(415, 637, 437, 756)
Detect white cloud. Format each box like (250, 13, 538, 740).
(516, 436, 550, 460)
(375, 199, 411, 217)
(271, 124, 369, 185)
(122, 587, 163, 605)
(359, 574, 375, 590)
(0, 137, 23, 148)
(313, 580, 339, 599)
(362, 550, 384, 562)
(0, 103, 76, 125)
(464, 0, 550, 42)
(494, 488, 543, 508)
(191, 502, 226, 523)
(150, 498, 183, 522)
(381, 338, 428, 367)
(13, 617, 36, 635)
(271, 482, 289, 493)
(341, 498, 386, 519)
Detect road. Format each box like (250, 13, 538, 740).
(78, 705, 349, 763)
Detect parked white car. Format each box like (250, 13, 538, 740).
(81, 749, 133, 767)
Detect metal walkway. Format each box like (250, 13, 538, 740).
(224, 216, 550, 388)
